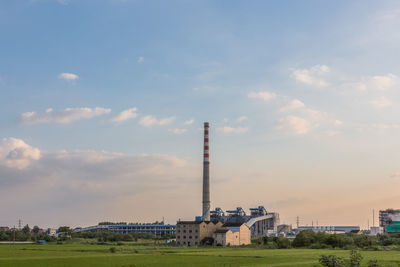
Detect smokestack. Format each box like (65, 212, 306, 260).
(202, 122, 210, 221)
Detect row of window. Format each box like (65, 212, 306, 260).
(176, 241, 198, 245)
(176, 229, 198, 233)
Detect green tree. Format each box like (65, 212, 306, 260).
(32, 226, 40, 235)
(349, 250, 362, 267)
(293, 230, 316, 247)
(22, 224, 30, 235)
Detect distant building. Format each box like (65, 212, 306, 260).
(0, 226, 10, 231)
(277, 224, 292, 234)
(297, 226, 360, 233)
(75, 223, 176, 237)
(46, 228, 57, 236)
(176, 221, 223, 246)
(369, 226, 383, 236)
(213, 223, 251, 246)
(379, 209, 400, 233)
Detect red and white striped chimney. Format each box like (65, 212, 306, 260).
(202, 122, 210, 221)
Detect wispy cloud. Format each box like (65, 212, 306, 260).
(139, 115, 175, 127)
(280, 99, 305, 111)
(217, 126, 248, 134)
(111, 108, 137, 123)
(184, 119, 194, 125)
(137, 56, 144, 63)
(292, 65, 330, 87)
(58, 72, 79, 81)
(169, 128, 187, 135)
(370, 96, 392, 108)
(236, 116, 248, 123)
(276, 115, 311, 134)
(19, 107, 111, 125)
(248, 91, 276, 101)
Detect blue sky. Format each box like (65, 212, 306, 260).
(1, 0, 400, 228)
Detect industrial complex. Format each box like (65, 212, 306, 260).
(38, 122, 400, 246)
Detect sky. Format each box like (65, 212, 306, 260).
(1, 0, 400, 229)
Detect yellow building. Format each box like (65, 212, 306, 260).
(176, 221, 223, 246)
(213, 223, 251, 246)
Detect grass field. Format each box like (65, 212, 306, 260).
(1, 242, 400, 266)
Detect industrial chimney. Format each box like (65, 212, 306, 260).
(202, 122, 210, 221)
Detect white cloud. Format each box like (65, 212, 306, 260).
(0, 138, 41, 169)
(137, 57, 144, 63)
(326, 130, 341, 137)
(236, 116, 248, 123)
(248, 91, 276, 101)
(169, 128, 187, 135)
(19, 107, 111, 125)
(139, 115, 175, 127)
(0, 138, 193, 225)
(368, 74, 398, 91)
(280, 99, 305, 111)
(370, 96, 392, 108)
(111, 108, 137, 123)
(184, 119, 194, 125)
(217, 126, 248, 134)
(334, 120, 343, 126)
(344, 74, 399, 92)
(276, 116, 311, 134)
(58, 73, 79, 81)
(391, 172, 400, 178)
(292, 65, 330, 87)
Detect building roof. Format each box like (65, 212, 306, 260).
(177, 221, 219, 225)
(223, 222, 244, 227)
(214, 229, 229, 233)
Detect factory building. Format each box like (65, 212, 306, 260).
(213, 223, 251, 246)
(176, 122, 280, 247)
(297, 226, 360, 233)
(75, 223, 176, 237)
(380, 209, 400, 233)
(210, 206, 279, 236)
(176, 221, 222, 246)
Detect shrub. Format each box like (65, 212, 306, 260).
(349, 250, 362, 267)
(319, 254, 345, 267)
(109, 247, 117, 253)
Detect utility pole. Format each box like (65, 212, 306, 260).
(296, 216, 299, 228)
(18, 219, 21, 230)
(373, 209, 375, 227)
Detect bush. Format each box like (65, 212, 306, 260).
(293, 230, 316, 247)
(366, 260, 382, 267)
(349, 250, 362, 267)
(272, 237, 291, 249)
(109, 247, 116, 253)
(319, 254, 345, 267)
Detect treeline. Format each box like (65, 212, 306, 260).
(253, 230, 400, 249)
(0, 225, 56, 242)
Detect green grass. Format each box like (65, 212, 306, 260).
(1, 242, 400, 266)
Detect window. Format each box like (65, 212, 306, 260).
(177, 230, 180, 233)
(189, 230, 192, 233)
(183, 230, 186, 233)
(189, 236, 192, 239)
(177, 236, 180, 239)
(195, 236, 198, 239)
(183, 236, 186, 239)
(195, 230, 198, 233)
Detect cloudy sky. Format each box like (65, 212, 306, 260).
(1, 0, 400, 229)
